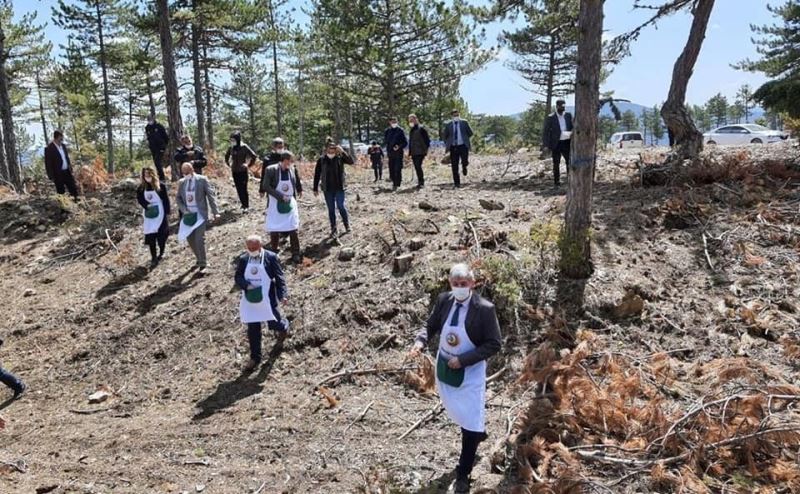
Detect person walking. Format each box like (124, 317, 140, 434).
(368, 141, 384, 182)
(259, 137, 287, 181)
(384, 117, 408, 191)
(313, 142, 354, 238)
(542, 99, 573, 187)
(408, 263, 502, 494)
(225, 131, 258, 213)
(234, 235, 290, 372)
(44, 130, 79, 199)
(174, 135, 207, 176)
(176, 162, 219, 273)
(263, 151, 303, 263)
(0, 338, 26, 401)
(442, 110, 474, 188)
(137, 166, 171, 268)
(145, 115, 169, 181)
(407, 114, 431, 189)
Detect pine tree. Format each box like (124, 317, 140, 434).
(706, 93, 729, 127)
(620, 110, 639, 131)
(650, 105, 664, 144)
(53, 0, 129, 174)
(736, 84, 753, 123)
(156, 0, 184, 180)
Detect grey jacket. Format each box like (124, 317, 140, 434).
(415, 292, 502, 367)
(263, 163, 303, 205)
(442, 120, 474, 149)
(176, 174, 219, 219)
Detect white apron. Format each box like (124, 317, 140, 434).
(142, 189, 164, 235)
(178, 181, 205, 243)
(436, 301, 487, 432)
(265, 171, 300, 233)
(239, 253, 276, 324)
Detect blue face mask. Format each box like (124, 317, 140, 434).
(451, 287, 471, 302)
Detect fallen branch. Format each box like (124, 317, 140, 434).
(316, 365, 419, 388)
(467, 221, 481, 255)
(398, 403, 444, 440)
(69, 408, 112, 415)
(702, 232, 714, 271)
(0, 460, 26, 474)
(343, 401, 375, 434)
(105, 229, 120, 253)
(252, 481, 267, 494)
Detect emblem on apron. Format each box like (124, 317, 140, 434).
(446, 333, 459, 347)
(281, 184, 290, 192)
(250, 266, 258, 275)
(187, 194, 194, 202)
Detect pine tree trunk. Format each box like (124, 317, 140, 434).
(128, 91, 133, 161)
(146, 77, 156, 117)
(36, 72, 48, 144)
(0, 27, 20, 191)
(95, 3, 115, 175)
(661, 0, 715, 161)
(157, 0, 184, 181)
(298, 62, 305, 158)
(559, 0, 603, 280)
(202, 42, 214, 149)
(267, 0, 282, 137)
(0, 124, 7, 186)
(190, 0, 206, 147)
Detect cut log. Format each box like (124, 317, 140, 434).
(393, 253, 413, 276)
(479, 199, 505, 211)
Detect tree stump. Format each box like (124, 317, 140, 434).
(393, 253, 413, 276)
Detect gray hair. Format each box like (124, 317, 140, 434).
(449, 263, 474, 280)
(246, 234, 263, 245)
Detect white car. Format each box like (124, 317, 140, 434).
(704, 124, 788, 145)
(608, 132, 644, 149)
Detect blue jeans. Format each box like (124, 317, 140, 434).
(323, 191, 349, 231)
(0, 364, 23, 392)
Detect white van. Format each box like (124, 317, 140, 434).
(609, 132, 644, 149)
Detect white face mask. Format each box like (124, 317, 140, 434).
(390, 123, 398, 128)
(326, 153, 336, 159)
(453, 116, 460, 122)
(451, 286, 471, 302)
(248, 249, 261, 257)
(230, 140, 237, 146)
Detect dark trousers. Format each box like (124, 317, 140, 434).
(388, 152, 404, 187)
(246, 306, 288, 362)
(145, 220, 168, 260)
(371, 160, 383, 180)
(450, 145, 469, 186)
(411, 154, 425, 186)
(269, 231, 300, 257)
(0, 365, 23, 392)
(323, 190, 349, 231)
(552, 139, 570, 185)
(457, 428, 487, 480)
(232, 171, 249, 209)
(53, 169, 79, 198)
(150, 148, 167, 181)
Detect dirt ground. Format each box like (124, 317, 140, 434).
(0, 146, 799, 494)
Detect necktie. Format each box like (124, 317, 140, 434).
(189, 178, 195, 191)
(450, 303, 462, 326)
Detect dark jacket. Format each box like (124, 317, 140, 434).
(313, 151, 354, 193)
(543, 112, 574, 150)
(44, 141, 71, 180)
(234, 250, 287, 308)
(259, 150, 285, 192)
(145, 122, 169, 151)
(368, 145, 384, 164)
(263, 164, 302, 205)
(415, 292, 502, 367)
(443, 120, 474, 149)
(225, 144, 258, 174)
(136, 182, 171, 217)
(174, 145, 207, 173)
(384, 127, 408, 155)
(408, 125, 431, 156)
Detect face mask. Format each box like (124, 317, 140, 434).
(275, 147, 283, 152)
(230, 140, 237, 146)
(390, 123, 398, 128)
(326, 153, 336, 159)
(248, 249, 261, 257)
(451, 286, 471, 302)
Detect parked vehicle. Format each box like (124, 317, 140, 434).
(704, 124, 788, 145)
(608, 132, 644, 149)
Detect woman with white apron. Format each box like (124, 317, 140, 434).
(409, 263, 502, 494)
(177, 175, 205, 244)
(136, 166, 170, 267)
(234, 235, 291, 372)
(263, 152, 302, 263)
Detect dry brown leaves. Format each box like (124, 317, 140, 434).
(75, 156, 109, 193)
(402, 354, 435, 395)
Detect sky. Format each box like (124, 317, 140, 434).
(17, 0, 777, 122)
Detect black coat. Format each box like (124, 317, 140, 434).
(542, 112, 574, 150)
(174, 145, 207, 172)
(145, 122, 169, 151)
(313, 151, 354, 193)
(44, 142, 71, 180)
(408, 125, 431, 156)
(384, 127, 408, 155)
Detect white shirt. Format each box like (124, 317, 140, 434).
(56, 144, 68, 170)
(444, 294, 472, 328)
(557, 113, 571, 140)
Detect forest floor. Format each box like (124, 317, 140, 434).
(0, 144, 799, 494)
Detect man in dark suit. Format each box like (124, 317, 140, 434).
(44, 130, 79, 199)
(384, 117, 408, 191)
(173, 135, 207, 176)
(0, 338, 26, 400)
(409, 263, 501, 494)
(442, 109, 473, 188)
(145, 115, 169, 181)
(542, 99, 573, 187)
